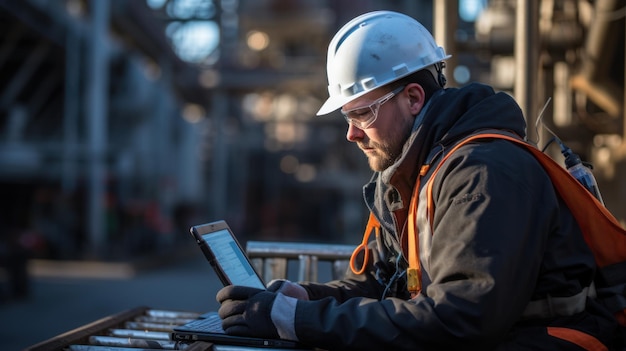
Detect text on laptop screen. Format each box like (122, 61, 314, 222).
(203, 229, 265, 289)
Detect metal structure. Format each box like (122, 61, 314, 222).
(0, 0, 210, 259)
(467, 0, 625, 223)
(246, 240, 354, 282)
(0, 0, 624, 265)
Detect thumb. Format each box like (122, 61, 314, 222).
(266, 279, 287, 292)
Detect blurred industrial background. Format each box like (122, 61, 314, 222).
(0, 0, 624, 308)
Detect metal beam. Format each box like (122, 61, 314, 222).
(209, 90, 228, 219)
(569, 0, 623, 118)
(86, 0, 110, 257)
(63, 29, 81, 194)
(433, 0, 458, 87)
(514, 0, 540, 143)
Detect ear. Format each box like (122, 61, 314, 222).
(406, 83, 426, 116)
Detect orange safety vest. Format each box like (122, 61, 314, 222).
(350, 131, 626, 350)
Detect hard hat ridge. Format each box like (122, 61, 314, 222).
(317, 11, 450, 116)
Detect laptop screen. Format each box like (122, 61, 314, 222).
(202, 228, 265, 290)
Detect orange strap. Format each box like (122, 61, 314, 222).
(422, 133, 507, 227)
(406, 165, 431, 297)
(349, 213, 379, 275)
(429, 133, 626, 268)
(547, 327, 608, 351)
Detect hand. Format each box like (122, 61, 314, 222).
(216, 285, 279, 339)
(267, 279, 309, 300)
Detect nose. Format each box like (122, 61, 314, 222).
(346, 123, 364, 142)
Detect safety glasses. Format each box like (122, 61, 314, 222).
(341, 85, 405, 129)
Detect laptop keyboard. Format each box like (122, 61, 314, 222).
(180, 312, 225, 333)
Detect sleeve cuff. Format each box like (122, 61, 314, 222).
(270, 293, 299, 341)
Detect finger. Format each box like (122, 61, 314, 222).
(223, 322, 254, 337)
(220, 312, 243, 328)
(216, 285, 236, 303)
(218, 299, 247, 319)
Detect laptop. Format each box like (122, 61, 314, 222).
(171, 220, 308, 349)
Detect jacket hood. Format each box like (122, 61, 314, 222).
(426, 82, 526, 148)
(387, 82, 526, 184)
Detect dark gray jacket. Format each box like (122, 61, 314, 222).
(295, 83, 617, 350)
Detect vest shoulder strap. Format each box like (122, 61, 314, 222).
(423, 132, 626, 268)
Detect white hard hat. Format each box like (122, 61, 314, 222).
(317, 11, 451, 116)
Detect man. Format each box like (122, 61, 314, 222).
(217, 11, 619, 350)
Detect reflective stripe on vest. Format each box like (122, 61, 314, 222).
(522, 287, 590, 319)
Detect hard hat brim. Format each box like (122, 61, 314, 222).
(316, 93, 362, 116)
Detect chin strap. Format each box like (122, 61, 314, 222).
(435, 62, 447, 87)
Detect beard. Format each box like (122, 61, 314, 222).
(360, 141, 398, 171)
(359, 121, 413, 172)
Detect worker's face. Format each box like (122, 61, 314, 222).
(344, 84, 423, 171)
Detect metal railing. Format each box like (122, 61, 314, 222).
(245, 241, 355, 283)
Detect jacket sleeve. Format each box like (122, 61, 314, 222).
(291, 140, 567, 350)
